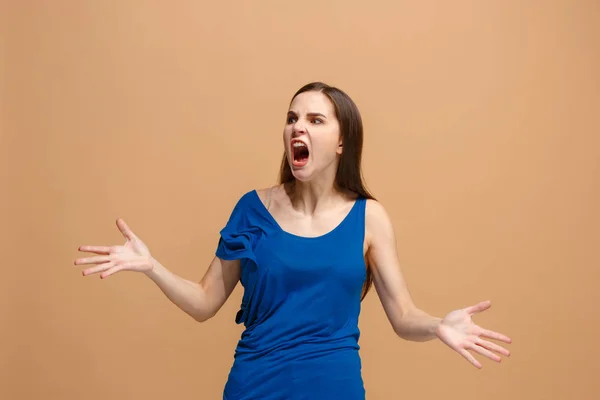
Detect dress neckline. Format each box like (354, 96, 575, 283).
(251, 189, 360, 240)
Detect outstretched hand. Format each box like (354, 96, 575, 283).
(74, 218, 155, 279)
(436, 300, 512, 369)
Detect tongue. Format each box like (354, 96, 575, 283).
(295, 147, 308, 159)
(293, 149, 309, 166)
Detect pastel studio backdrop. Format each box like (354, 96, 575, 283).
(2, 1, 599, 399)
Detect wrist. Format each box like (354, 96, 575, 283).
(144, 256, 160, 280)
(433, 317, 443, 338)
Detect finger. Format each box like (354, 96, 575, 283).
(479, 328, 512, 344)
(78, 245, 113, 255)
(74, 255, 114, 265)
(99, 260, 149, 279)
(476, 338, 511, 357)
(116, 218, 136, 241)
(457, 348, 482, 369)
(100, 263, 131, 279)
(464, 300, 492, 315)
(82, 262, 115, 276)
(468, 342, 502, 363)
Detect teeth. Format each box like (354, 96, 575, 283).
(293, 142, 307, 148)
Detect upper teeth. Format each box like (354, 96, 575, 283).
(293, 142, 306, 148)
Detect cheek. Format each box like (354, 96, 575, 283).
(324, 130, 341, 152)
(282, 129, 293, 157)
(282, 127, 291, 144)
(312, 134, 340, 159)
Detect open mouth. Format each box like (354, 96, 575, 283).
(291, 140, 309, 166)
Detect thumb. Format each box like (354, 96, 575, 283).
(464, 300, 492, 316)
(116, 218, 136, 241)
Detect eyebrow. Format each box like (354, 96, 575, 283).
(287, 111, 328, 119)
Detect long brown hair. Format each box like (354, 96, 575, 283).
(279, 82, 376, 300)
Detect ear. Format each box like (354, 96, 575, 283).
(337, 139, 343, 155)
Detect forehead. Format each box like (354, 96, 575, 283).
(289, 91, 334, 115)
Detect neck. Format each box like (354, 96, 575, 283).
(286, 171, 342, 216)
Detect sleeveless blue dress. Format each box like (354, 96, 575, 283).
(215, 190, 367, 400)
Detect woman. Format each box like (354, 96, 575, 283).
(75, 82, 512, 399)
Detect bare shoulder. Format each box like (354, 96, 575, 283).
(254, 187, 268, 203)
(365, 198, 393, 225)
(255, 185, 283, 207)
(365, 199, 396, 248)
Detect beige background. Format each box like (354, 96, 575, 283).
(2, 1, 599, 399)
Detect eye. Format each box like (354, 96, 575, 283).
(311, 118, 323, 124)
(287, 116, 297, 124)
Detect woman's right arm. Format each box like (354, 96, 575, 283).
(146, 256, 240, 322)
(75, 218, 241, 322)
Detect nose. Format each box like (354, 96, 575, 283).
(292, 119, 307, 137)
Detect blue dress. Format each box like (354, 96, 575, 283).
(216, 190, 367, 400)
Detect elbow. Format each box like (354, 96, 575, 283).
(190, 302, 216, 323)
(193, 315, 210, 323)
(392, 324, 410, 340)
(192, 310, 215, 323)
(392, 321, 422, 342)
(193, 314, 208, 323)
(192, 286, 216, 323)
(390, 306, 421, 339)
(390, 316, 408, 339)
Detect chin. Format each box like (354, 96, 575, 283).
(291, 169, 313, 182)
(290, 163, 314, 182)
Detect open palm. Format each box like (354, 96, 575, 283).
(436, 300, 512, 369)
(74, 218, 154, 279)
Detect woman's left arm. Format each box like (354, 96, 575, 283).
(365, 200, 512, 368)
